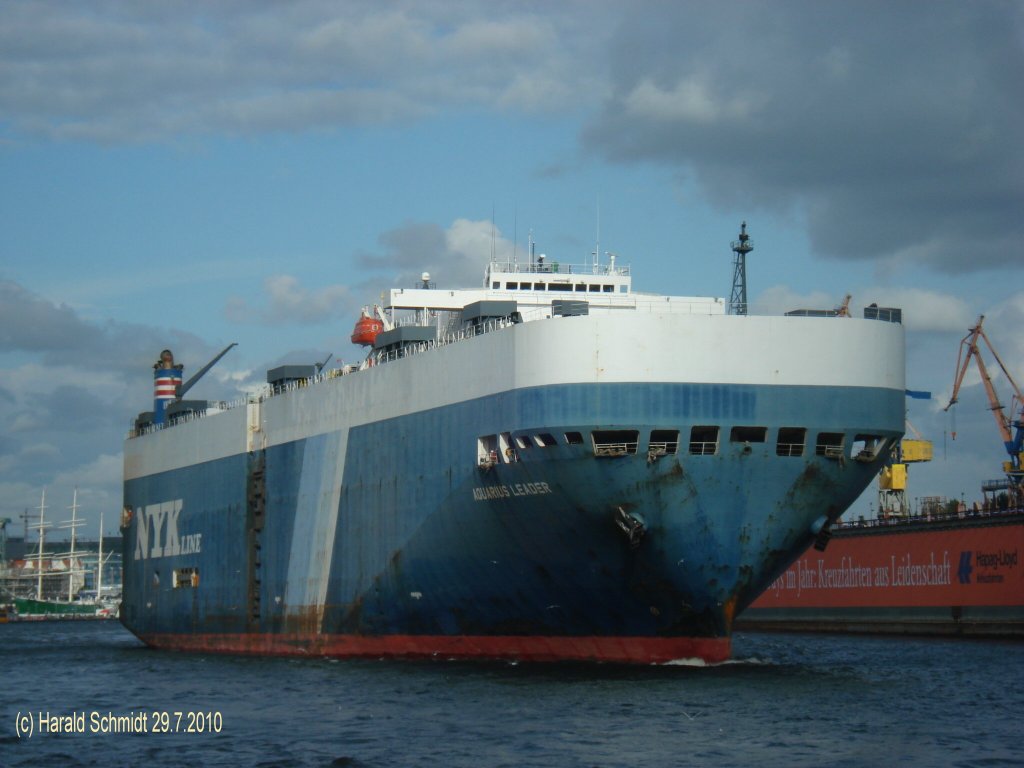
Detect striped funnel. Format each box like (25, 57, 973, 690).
(153, 350, 183, 425)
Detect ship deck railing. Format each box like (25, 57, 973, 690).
(647, 441, 679, 455)
(487, 259, 630, 277)
(835, 505, 1024, 531)
(688, 440, 718, 455)
(128, 317, 515, 438)
(372, 316, 516, 365)
(128, 300, 716, 439)
(594, 441, 639, 457)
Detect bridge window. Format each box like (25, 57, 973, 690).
(536, 433, 558, 447)
(564, 431, 584, 445)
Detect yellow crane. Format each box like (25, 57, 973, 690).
(878, 419, 933, 518)
(944, 314, 1024, 507)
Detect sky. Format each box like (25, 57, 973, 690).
(1, 1, 1022, 539)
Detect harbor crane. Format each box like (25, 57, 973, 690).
(944, 315, 1024, 506)
(878, 418, 933, 518)
(0, 517, 10, 563)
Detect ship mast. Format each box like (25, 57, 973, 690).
(729, 222, 754, 315)
(30, 489, 50, 600)
(60, 488, 84, 602)
(96, 510, 104, 603)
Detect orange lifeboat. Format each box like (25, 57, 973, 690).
(351, 311, 384, 346)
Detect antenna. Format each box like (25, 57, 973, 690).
(513, 207, 518, 268)
(729, 222, 755, 315)
(592, 198, 601, 274)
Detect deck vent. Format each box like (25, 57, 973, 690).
(134, 411, 154, 431)
(165, 399, 207, 423)
(462, 300, 518, 324)
(552, 299, 589, 317)
(785, 308, 838, 318)
(267, 365, 316, 388)
(372, 326, 435, 352)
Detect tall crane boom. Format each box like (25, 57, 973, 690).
(944, 314, 1024, 501)
(945, 315, 1023, 442)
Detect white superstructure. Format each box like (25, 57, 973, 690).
(385, 258, 724, 322)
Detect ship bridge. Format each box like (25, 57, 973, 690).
(385, 257, 723, 320)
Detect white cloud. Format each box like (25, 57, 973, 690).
(225, 275, 352, 325)
(860, 288, 973, 333)
(356, 217, 516, 291)
(984, 293, 1024, 378)
(624, 77, 756, 124)
(0, 3, 609, 142)
(750, 285, 838, 316)
(53, 453, 122, 493)
(585, 2, 1024, 274)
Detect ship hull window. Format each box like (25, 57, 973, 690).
(776, 427, 806, 457)
(730, 426, 767, 443)
(649, 429, 679, 456)
(689, 426, 719, 455)
(592, 430, 639, 457)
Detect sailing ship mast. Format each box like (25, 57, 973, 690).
(29, 489, 51, 600)
(96, 510, 104, 602)
(59, 488, 85, 602)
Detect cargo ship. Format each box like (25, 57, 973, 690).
(120, 227, 905, 663)
(739, 508, 1024, 636)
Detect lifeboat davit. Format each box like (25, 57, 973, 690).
(351, 311, 384, 346)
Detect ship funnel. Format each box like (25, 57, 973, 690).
(153, 349, 183, 425)
(151, 343, 237, 425)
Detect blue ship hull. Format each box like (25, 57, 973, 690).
(121, 380, 902, 662)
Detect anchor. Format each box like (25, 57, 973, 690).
(614, 506, 646, 548)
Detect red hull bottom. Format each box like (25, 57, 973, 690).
(138, 632, 732, 664)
